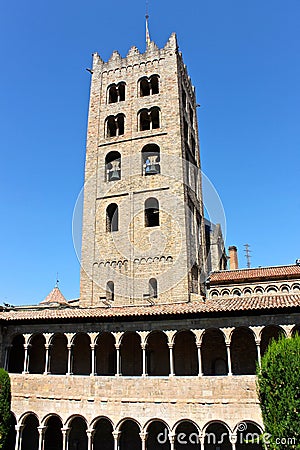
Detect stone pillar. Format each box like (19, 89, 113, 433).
(38, 426, 47, 450)
(87, 429, 94, 450)
(44, 344, 51, 375)
(113, 431, 121, 450)
(61, 427, 70, 450)
(115, 344, 121, 376)
(90, 344, 96, 376)
(196, 343, 202, 376)
(139, 432, 148, 450)
(168, 344, 174, 376)
(199, 434, 205, 450)
(255, 339, 261, 368)
(23, 344, 30, 374)
(230, 433, 237, 450)
(226, 342, 232, 376)
(14, 425, 24, 450)
(67, 344, 73, 375)
(141, 343, 147, 376)
(169, 433, 176, 450)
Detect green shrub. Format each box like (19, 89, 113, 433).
(257, 334, 300, 449)
(0, 369, 11, 450)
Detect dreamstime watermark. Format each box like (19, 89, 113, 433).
(72, 154, 226, 298)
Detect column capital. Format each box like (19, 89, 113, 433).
(90, 343, 97, 350)
(15, 424, 24, 432)
(168, 433, 176, 444)
(67, 343, 73, 350)
(139, 431, 148, 442)
(115, 343, 120, 350)
(255, 338, 261, 346)
(112, 431, 121, 440)
(37, 425, 47, 435)
(168, 343, 174, 349)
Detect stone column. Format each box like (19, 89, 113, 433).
(86, 429, 94, 450)
(14, 425, 24, 450)
(23, 344, 30, 374)
(196, 343, 202, 376)
(67, 344, 73, 375)
(115, 344, 121, 376)
(141, 343, 147, 377)
(230, 433, 237, 450)
(90, 344, 96, 376)
(61, 427, 70, 450)
(113, 431, 121, 450)
(226, 342, 232, 376)
(255, 338, 261, 368)
(199, 434, 205, 450)
(168, 344, 174, 376)
(139, 432, 148, 450)
(44, 344, 51, 375)
(38, 426, 47, 450)
(169, 433, 176, 450)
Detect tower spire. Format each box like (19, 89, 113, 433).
(145, 0, 151, 47)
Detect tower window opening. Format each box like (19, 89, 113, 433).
(184, 119, 188, 142)
(191, 135, 196, 156)
(150, 75, 159, 94)
(106, 281, 114, 301)
(105, 114, 125, 138)
(108, 82, 126, 103)
(149, 278, 158, 298)
(182, 89, 186, 109)
(105, 151, 121, 181)
(106, 203, 119, 232)
(139, 109, 151, 131)
(189, 104, 194, 126)
(139, 75, 159, 97)
(151, 107, 160, 129)
(139, 107, 160, 131)
(142, 144, 160, 176)
(145, 197, 159, 227)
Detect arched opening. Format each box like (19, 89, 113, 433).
(292, 324, 300, 337)
(260, 325, 284, 356)
(150, 75, 159, 94)
(119, 420, 141, 450)
(147, 420, 170, 450)
(140, 77, 150, 97)
(175, 421, 199, 450)
(68, 417, 88, 450)
(106, 116, 117, 137)
(105, 151, 121, 181)
(150, 107, 160, 129)
(49, 333, 68, 375)
(28, 334, 46, 374)
(6, 413, 17, 450)
(202, 329, 228, 376)
(236, 422, 263, 449)
(106, 203, 119, 232)
(106, 281, 115, 301)
(149, 278, 158, 299)
(21, 414, 39, 450)
(139, 108, 160, 131)
(44, 416, 63, 450)
(174, 331, 198, 376)
(147, 331, 169, 376)
(116, 114, 124, 135)
(72, 334, 91, 375)
(108, 84, 118, 103)
(204, 422, 232, 450)
(93, 418, 114, 450)
(96, 333, 116, 376)
(8, 334, 24, 373)
(231, 328, 257, 375)
(139, 109, 150, 131)
(120, 332, 142, 376)
(145, 198, 159, 227)
(142, 144, 160, 176)
(118, 83, 126, 101)
(182, 89, 186, 109)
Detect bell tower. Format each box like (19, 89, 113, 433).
(80, 33, 207, 307)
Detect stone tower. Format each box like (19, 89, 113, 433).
(80, 33, 207, 307)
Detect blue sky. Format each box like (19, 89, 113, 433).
(1, 0, 299, 305)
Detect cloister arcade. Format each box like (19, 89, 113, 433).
(5, 324, 298, 377)
(12, 413, 264, 450)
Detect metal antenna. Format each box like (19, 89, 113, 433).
(145, 0, 151, 47)
(244, 244, 252, 268)
(55, 273, 60, 288)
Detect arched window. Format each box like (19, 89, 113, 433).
(106, 114, 125, 137)
(139, 108, 160, 131)
(106, 281, 114, 301)
(105, 151, 121, 181)
(149, 278, 158, 298)
(108, 82, 126, 103)
(106, 203, 119, 232)
(142, 144, 160, 175)
(182, 88, 186, 109)
(139, 75, 159, 96)
(145, 198, 159, 227)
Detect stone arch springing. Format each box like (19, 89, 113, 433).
(44, 415, 63, 450)
(146, 331, 169, 376)
(49, 333, 68, 375)
(174, 420, 200, 450)
(72, 333, 91, 375)
(96, 332, 116, 375)
(119, 419, 142, 450)
(93, 417, 114, 450)
(20, 413, 39, 450)
(8, 334, 24, 373)
(145, 198, 159, 227)
(231, 327, 257, 375)
(142, 144, 160, 175)
(235, 421, 263, 449)
(203, 421, 232, 450)
(106, 203, 119, 232)
(105, 151, 121, 181)
(28, 333, 46, 374)
(201, 329, 228, 376)
(68, 416, 88, 450)
(120, 332, 142, 376)
(173, 330, 198, 376)
(146, 419, 170, 450)
(260, 325, 285, 356)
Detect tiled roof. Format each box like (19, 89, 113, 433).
(209, 265, 300, 285)
(1, 293, 299, 323)
(40, 287, 69, 305)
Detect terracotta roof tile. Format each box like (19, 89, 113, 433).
(40, 287, 69, 305)
(1, 293, 299, 322)
(209, 265, 300, 285)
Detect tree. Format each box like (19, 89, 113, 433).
(257, 334, 300, 449)
(0, 369, 11, 450)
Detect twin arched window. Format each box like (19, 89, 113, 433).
(105, 151, 121, 181)
(145, 198, 159, 227)
(139, 75, 159, 97)
(139, 107, 160, 131)
(107, 82, 126, 103)
(106, 114, 125, 138)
